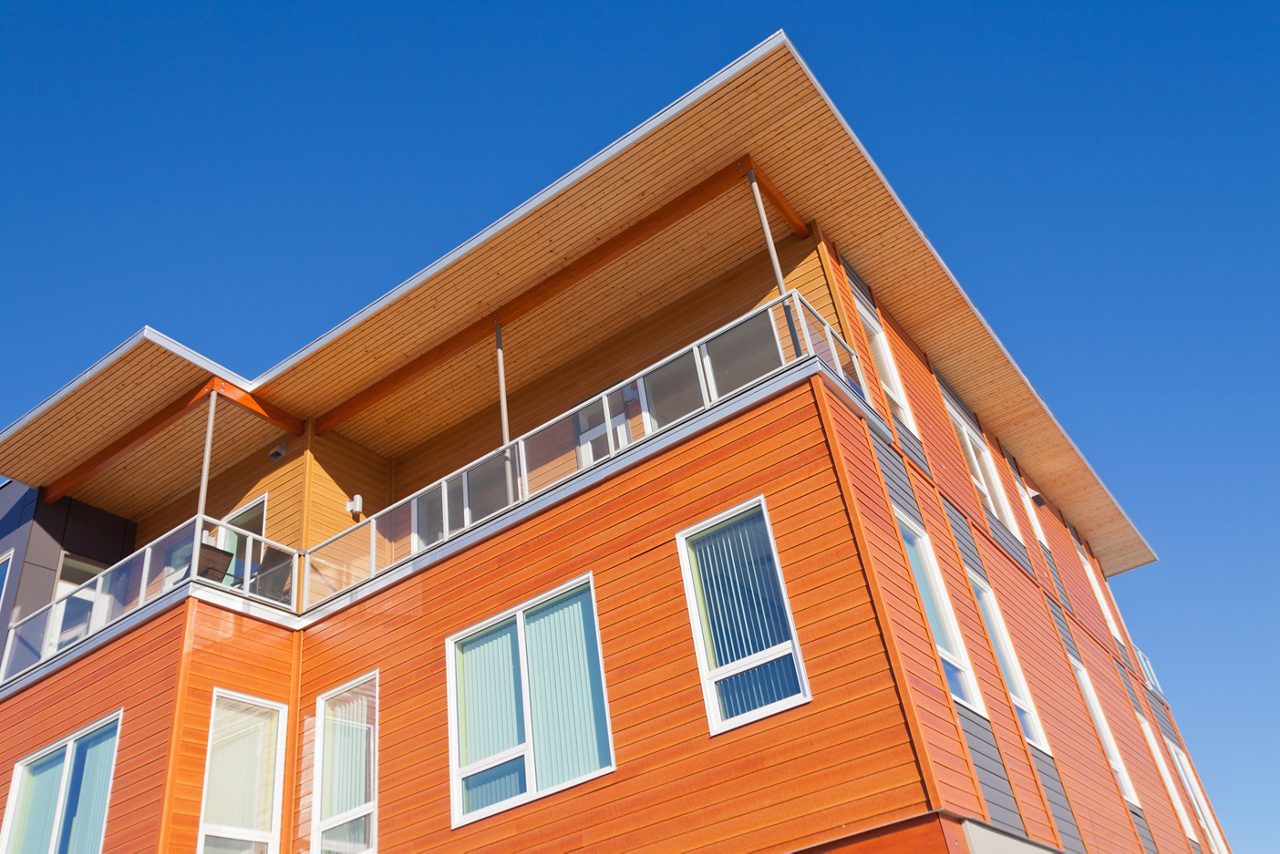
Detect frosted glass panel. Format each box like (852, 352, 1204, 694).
(319, 814, 371, 853)
(56, 720, 118, 854)
(462, 757, 526, 814)
(455, 619, 523, 765)
(525, 587, 610, 790)
(10, 749, 65, 854)
(204, 697, 280, 833)
(321, 679, 376, 821)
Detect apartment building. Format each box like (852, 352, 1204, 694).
(0, 33, 1227, 853)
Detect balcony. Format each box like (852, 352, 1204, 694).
(1, 290, 877, 685)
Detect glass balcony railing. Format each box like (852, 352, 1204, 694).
(1, 516, 298, 681)
(0, 290, 875, 682)
(303, 290, 876, 608)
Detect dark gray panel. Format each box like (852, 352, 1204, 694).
(1191, 839, 1203, 854)
(895, 417, 931, 474)
(871, 433, 923, 525)
(62, 499, 133, 565)
(944, 499, 986, 581)
(1129, 804, 1159, 854)
(1147, 687, 1179, 742)
(841, 257, 876, 311)
(1030, 745, 1085, 854)
(1046, 597, 1080, 662)
(955, 702, 1025, 837)
(1116, 661, 1143, 715)
(984, 508, 1035, 578)
(0, 482, 39, 632)
(1039, 544, 1073, 611)
(1117, 639, 1133, 669)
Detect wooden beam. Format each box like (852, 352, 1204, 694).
(210, 378, 306, 436)
(43, 378, 217, 504)
(42, 376, 305, 504)
(742, 155, 809, 239)
(316, 156, 767, 433)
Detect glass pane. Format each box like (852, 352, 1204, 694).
(201, 837, 269, 854)
(522, 414, 580, 495)
(414, 485, 445, 548)
(770, 302, 805, 364)
(525, 587, 610, 790)
(204, 697, 280, 833)
(148, 520, 198, 598)
(444, 474, 465, 534)
(321, 680, 376, 821)
(605, 382, 646, 447)
(307, 524, 371, 606)
(455, 619, 523, 765)
(467, 451, 515, 524)
(941, 659, 972, 703)
(373, 501, 413, 571)
(642, 351, 703, 430)
(801, 305, 836, 371)
(687, 509, 792, 669)
(319, 814, 371, 853)
(462, 757, 526, 814)
(1015, 705, 1037, 741)
(249, 547, 293, 606)
(715, 653, 801, 721)
(100, 553, 146, 623)
(898, 521, 961, 661)
(57, 720, 119, 854)
(55, 594, 95, 651)
(4, 609, 50, 677)
(573, 399, 610, 466)
(703, 311, 782, 399)
(10, 748, 66, 854)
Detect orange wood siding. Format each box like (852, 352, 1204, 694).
(306, 430, 391, 545)
(0, 605, 187, 852)
(135, 433, 310, 548)
(820, 391, 983, 818)
(161, 600, 297, 852)
(295, 383, 928, 852)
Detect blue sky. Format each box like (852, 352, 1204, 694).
(2, 1, 1276, 846)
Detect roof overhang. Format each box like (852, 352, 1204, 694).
(0, 32, 1154, 573)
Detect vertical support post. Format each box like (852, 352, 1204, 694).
(196, 390, 218, 519)
(748, 169, 788, 296)
(495, 320, 515, 504)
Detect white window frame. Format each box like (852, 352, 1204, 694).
(946, 406, 1020, 538)
(0, 548, 14, 613)
(196, 688, 288, 854)
(1165, 736, 1228, 854)
(895, 508, 984, 715)
(1011, 473, 1049, 547)
(856, 304, 917, 435)
(310, 671, 378, 853)
(1076, 541, 1127, 652)
(0, 709, 123, 854)
(676, 496, 812, 735)
(1070, 659, 1139, 805)
(969, 572, 1049, 751)
(445, 574, 616, 827)
(1136, 717, 1198, 842)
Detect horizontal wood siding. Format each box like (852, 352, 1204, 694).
(296, 383, 927, 852)
(0, 605, 186, 851)
(307, 431, 391, 545)
(822, 391, 982, 818)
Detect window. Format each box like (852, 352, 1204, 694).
(1071, 660, 1138, 805)
(857, 305, 916, 433)
(896, 510, 982, 710)
(947, 408, 1020, 537)
(198, 691, 287, 854)
(313, 674, 377, 853)
(0, 714, 120, 854)
(447, 578, 613, 825)
(1165, 737, 1228, 854)
(1137, 717, 1198, 843)
(1010, 473, 1048, 547)
(970, 574, 1048, 749)
(1076, 540, 1127, 652)
(0, 548, 14, 609)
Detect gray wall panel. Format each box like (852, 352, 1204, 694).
(945, 499, 986, 581)
(1129, 804, 1159, 854)
(895, 417, 931, 474)
(871, 433, 923, 525)
(985, 507, 1035, 577)
(1046, 597, 1080, 662)
(1039, 544, 1073, 611)
(1030, 745, 1085, 854)
(956, 702, 1026, 837)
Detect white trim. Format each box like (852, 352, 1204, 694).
(894, 508, 985, 715)
(445, 574, 616, 828)
(1075, 540, 1127, 652)
(0, 548, 14, 625)
(674, 496, 812, 736)
(310, 671, 379, 853)
(196, 688, 288, 854)
(855, 301, 917, 434)
(0, 708, 124, 854)
(1070, 658, 1139, 807)
(1137, 717, 1197, 842)
(1165, 736, 1228, 854)
(968, 571, 1050, 753)
(946, 404, 1021, 539)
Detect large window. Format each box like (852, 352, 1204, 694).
(0, 714, 120, 854)
(447, 578, 613, 825)
(677, 500, 811, 733)
(1165, 736, 1228, 854)
(1071, 660, 1138, 805)
(1075, 541, 1128, 653)
(857, 305, 916, 434)
(198, 691, 287, 854)
(1137, 717, 1198, 843)
(896, 511, 982, 711)
(947, 408, 1020, 537)
(313, 674, 377, 853)
(1010, 472, 1048, 547)
(970, 574, 1048, 749)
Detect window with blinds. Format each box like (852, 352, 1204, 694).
(447, 579, 614, 825)
(677, 500, 810, 733)
(0, 714, 120, 854)
(198, 691, 286, 854)
(313, 674, 377, 853)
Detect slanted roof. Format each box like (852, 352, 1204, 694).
(0, 32, 1155, 574)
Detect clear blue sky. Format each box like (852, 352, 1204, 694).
(2, 2, 1276, 847)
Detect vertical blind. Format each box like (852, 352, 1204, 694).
(321, 680, 375, 821)
(453, 582, 612, 818)
(686, 508, 802, 720)
(203, 696, 280, 839)
(8, 718, 119, 854)
(11, 749, 65, 854)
